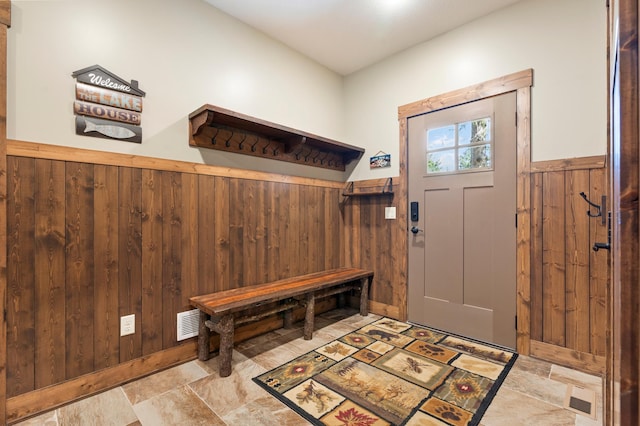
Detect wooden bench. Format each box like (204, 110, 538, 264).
(189, 267, 374, 377)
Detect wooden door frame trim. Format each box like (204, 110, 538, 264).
(398, 69, 533, 354)
(607, 0, 639, 424)
(1, 1, 10, 424)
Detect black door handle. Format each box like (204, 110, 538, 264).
(410, 226, 422, 234)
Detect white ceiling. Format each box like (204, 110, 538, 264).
(204, 0, 526, 75)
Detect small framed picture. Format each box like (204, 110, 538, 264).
(370, 152, 391, 169)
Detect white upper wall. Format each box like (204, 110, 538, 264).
(7, 0, 347, 180)
(344, 0, 607, 181)
(8, 0, 607, 182)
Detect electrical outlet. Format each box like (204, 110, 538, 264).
(120, 314, 135, 336)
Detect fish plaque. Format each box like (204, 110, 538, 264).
(76, 116, 142, 143)
(72, 65, 145, 143)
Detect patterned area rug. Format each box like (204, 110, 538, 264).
(253, 317, 517, 425)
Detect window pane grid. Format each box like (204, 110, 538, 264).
(426, 117, 492, 174)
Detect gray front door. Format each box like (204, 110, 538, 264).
(407, 92, 517, 348)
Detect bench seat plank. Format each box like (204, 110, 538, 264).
(190, 267, 373, 315)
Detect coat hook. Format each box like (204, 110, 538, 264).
(303, 148, 314, 162)
(251, 135, 261, 152)
(211, 127, 220, 145)
(238, 133, 248, 150)
(579, 192, 606, 225)
(224, 130, 234, 147)
(262, 140, 272, 154)
(311, 150, 322, 163)
(293, 145, 305, 160)
(317, 151, 329, 164)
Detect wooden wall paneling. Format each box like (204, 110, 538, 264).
(308, 187, 325, 272)
(65, 162, 95, 379)
(118, 167, 142, 361)
(93, 165, 120, 369)
(213, 176, 230, 291)
(288, 185, 300, 277)
(396, 117, 408, 320)
(255, 181, 268, 284)
(34, 159, 66, 388)
(530, 172, 544, 341)
(0, 10, 9, 423)
(341, 197, 359, 268)
(141, 169, 163, 355)
(162, 171, 183, 348)
(324, 187, 340, 271)
(299, 186, 312, 274)
(314, 186, 325, 272)
(6, 156, 35, 397)
(181, 173, 199, 315)
(542, 171, 566, 347)
(242, 180, 257, 286)
(197, 175, 216, 295)
(515, 85, 532, 354)
(564, 170, 591, 353)
(609, 0, 640, 420)
(360, 198, 373, 288)
(228, 178, 243, 289)
(277, 183, 291, 279)
(380, 201, 394, 306)
(589, 167, 608, 356)
(266, 181, 280, 282)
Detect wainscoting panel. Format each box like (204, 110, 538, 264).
(530, 158, 608, 370)
(5, 142, 345, 409)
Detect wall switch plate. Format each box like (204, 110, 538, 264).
(120, 314, 135, 336)
(385, 206, 396, 219)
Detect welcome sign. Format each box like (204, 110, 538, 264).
(72, 65, 145, 143)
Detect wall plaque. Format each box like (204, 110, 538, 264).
(72, 65, 145, 143)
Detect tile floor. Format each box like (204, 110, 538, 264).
(13, 309, 603, 425)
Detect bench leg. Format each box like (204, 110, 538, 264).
(360, 277, 370, 316)
(283, 309, 294, 329)
(304, 292, 315, 340)
(198, 311, 211, 361)
(217, 314, 235, 377)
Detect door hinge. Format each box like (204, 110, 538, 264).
(515, 111, 518, 127)
(515, 213, 518, 228)
(515, 315, 518, 330)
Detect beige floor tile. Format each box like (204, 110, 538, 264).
(188, 357, 267, 417)
(122, 360, 209, 405)
(501, 363, 568, 407)
(12, 410, 58, 426)
(222, 395, 312, 425)
(57, 388, 138, 426)
(512, 355, 553, 378)
(249, 342, 304, 370)
(481, 389, 576, 425)
(133, 385, 225, 426)
(550, 364, 603, 394)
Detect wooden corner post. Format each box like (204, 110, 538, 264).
(0, 1, 11, 424)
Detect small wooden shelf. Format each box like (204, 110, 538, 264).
(189, 104, 364, 171)
(342, 178, 394, 197)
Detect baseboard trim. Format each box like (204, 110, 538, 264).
(530, 340, 605, 376)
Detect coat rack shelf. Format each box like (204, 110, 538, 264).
(189, 104, 364, 171)
(342, 177, 394, 197)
